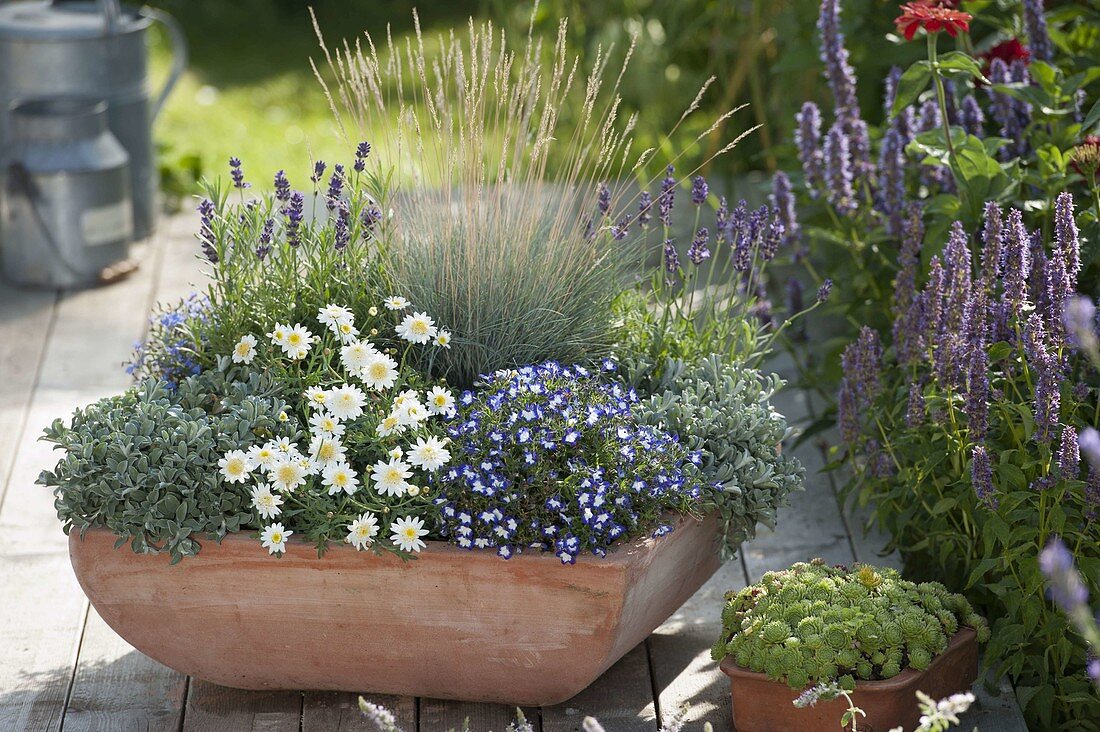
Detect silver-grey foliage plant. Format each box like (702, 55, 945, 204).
(635, 354, 803, 556)
(38, 361, 299, 564)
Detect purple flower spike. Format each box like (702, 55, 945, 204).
(1022, 0, 1053, 63)
(1059, 426, 1080, 479)
(1039, 538, 1090, 615)
(597, 182, 612, 216)
(980, 202, 1003, 285)
(1080, 427, 1100, 471)
(906, 383, 925, 428)
(273, 169, 291, 202)
(1055, 193, 1081, 292)
(878, 127, 906, 236)
(838, 327, 882, 446)
(311, 159, 327, 184)
(197, 198, 218, 263)
(1002, 209, 1032, 315)
(1065, 296, 1099, 353)
(770, 172, 799, 245)
(229, 157, 249, 189)
(960, 95, 984, 137)
(637, 191, 653, 227)
(663, 238, 680, 274)
(1087, 468, 1100, 522)
(817, 0, 859, 121)
(687, 228, 711, 265)
(796, 102, 824, 196)
(971, 445, 998, 508)
(284, 191, 305, 248)
(658, 166, 675, 226)
(893, 205, 925, 366)
(353, 141, 371, 172)
(326, 164, 345, 211)
(824, 122, 855, 214)
(690, 176, 709, 206)
(816, 279, 833, 304)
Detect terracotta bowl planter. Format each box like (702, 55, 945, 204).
(719, 627, 978, 732)
(69, 514, 721, 705)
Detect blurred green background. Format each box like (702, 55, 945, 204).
(147, 0, 916, 202)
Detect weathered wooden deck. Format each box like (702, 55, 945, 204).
(0, 215, 1027, 731)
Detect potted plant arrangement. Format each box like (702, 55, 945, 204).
(39, 16, 814, 705)
(712, 560, 990, 732)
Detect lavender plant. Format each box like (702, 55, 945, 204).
(433, 361, 703, 563)
(779, 0, 1100, 409)
(840, 197, 1100, 728)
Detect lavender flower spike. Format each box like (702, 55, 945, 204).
(1065, 296, 1099, 354)
(824, 122, 855, 214)
(687, 228, 711, 265)
(816, 279, 833, 304)
(273, 169, 291, 202)
(1022, 0, 1053, 63)
(1055, 192, 1081, 292)
(796, 102, 824, 196)
(979, 202, 1003, 285)
(1002, 208, 1032, 315)
(817, 0, 859, 121)
(770, 171, 800, 245)
(970, 445, 997, 508)
(658, 166, 675, 226)
(229, 156, 249, 189)
(1059, 426, 1080, 479)
(663, 238, 680, 274)
(690, 176, 709, 206)
(960, 95, 984, 138)
(838, 327, 882, 446)
(878, 128, 906, 236)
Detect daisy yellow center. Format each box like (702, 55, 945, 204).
(410, 320, 429, 335)
(258, 450, 272, 460)
(259, 495, 274, 506)
(383, 417, 398, 429)
(287, 333, 303, 346)
(340, 323, 353, 334)
(437, 334, 450, 344)
(356, 526, 372, 538)
(235, 342, 251, 356)
(402, 527, 418, 539)
(333, 472, 348, 486)
(385, 467, 403, 481)
(311, 394, 326, 404)
(369, 363, 388, 378)
(277, 465, 297, 483)
(321, 418, 335, 430)
(226, 458, 246, 475)
(433, 396, 447, 406)
(271, 531, 283, 543)
(421, 446, 438, 458)
(318, 443, 337, 461)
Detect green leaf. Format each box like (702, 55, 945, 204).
(935, 51, 989, 83)
(1082, 96, 1100, 134)
(891, 61, 931, 117)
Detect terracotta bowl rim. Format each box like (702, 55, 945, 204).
(718, 626, 977, 691)
(72, 510, 718, 566)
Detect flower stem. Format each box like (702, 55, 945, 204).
(927, 32, 956, 163)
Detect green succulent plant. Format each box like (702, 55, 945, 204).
(634, 354, 804, 556)
(38, 360, 298, 564)
(711, 560, 990, 689)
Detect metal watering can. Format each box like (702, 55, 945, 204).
(0, 0, 186, 245)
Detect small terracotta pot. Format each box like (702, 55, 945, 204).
(719, 627, 978, 732)
(70, 513, 721, 705)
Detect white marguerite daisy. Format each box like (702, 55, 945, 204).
(309, 434, 347, 467)
(433, 330, 452, 349)
(326, 384, 367, 422)
(398, 402, 429, 426)
(371, 457, 412, 497)
(360, 354, 398, 391)
(251, 484, 283, 520)
(390, 515, 429, 553)
(426, 386, 456, 415)
(346, 512, 380, 550)
(384, 296, 410, 310)
(270, 457, 308, 493)
(281, 323, 315, 360)
(322, 462, 359, 496)
(406, 484, 421, 497)
(388, 446, 403, 459)
(395, 311, 437, 344)
(375, 414, 404, 437)
(340, 339, 378, 372)
(231, 334, 258, 364)
(336, 321, 360, 343)
(260, 522, 292, 555)
(267, 323, 290, 347)
(218, 450, 252, 483)
(309, 412, 345, 438)
(304, 386, 329, 409)
(407, 436, 451, 472)
(317, 304, 354, 330)
(247, 443, 279, 472)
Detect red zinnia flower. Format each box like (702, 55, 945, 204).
(895, 2, 973, 41)
(980, 39, 1031, 66)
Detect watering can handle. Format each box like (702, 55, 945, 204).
(139, 5, 188, 123)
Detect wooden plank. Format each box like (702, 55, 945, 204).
(302, 692, 416, 732)
(58, 220, 195, 732)
(542, 644, 655, 732)
(0, 238, 165, 731)
(182, 680, 301, 732)
(419, 699, 537, 732)
(649, 557, 747, 730)
(60, 609, 188, 732)
(0, 284, 56, 510)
